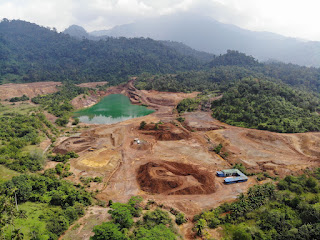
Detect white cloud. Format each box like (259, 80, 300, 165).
(0, 0, 319, 41)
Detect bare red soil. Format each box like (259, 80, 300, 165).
(137, 161, 216, 195)
(140, 122, 190, 141)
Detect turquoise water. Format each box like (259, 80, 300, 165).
(73, 94, 154, 124)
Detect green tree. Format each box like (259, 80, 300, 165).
(139, 121, 147, 130)
(134, 224, 176, 240)
(108, 203, 134, 229)
(90, 222, 128, 240)
(143, 208, 172, 229)
(194, 219, 206, 236)
(232, 225, 252, 240)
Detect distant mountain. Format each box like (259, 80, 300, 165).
(90, 13, 320, 67)
(159, 40, 215, 63)
(0, 19, 202, 84)
(63, 24, 215, 63)
(63, 25, 90, 39)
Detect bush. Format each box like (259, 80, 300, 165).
(214, 144, 223, 154)
(55, 116, 69, 127)
(72, 118, 80, 125)
(139, 121, 147, 130)
(9, 94, 29, 102)
(91, 222, 127, 240)
(175, 213, 187, 225)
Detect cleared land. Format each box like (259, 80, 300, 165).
(52, 82, 320, 239)
(4, 81, 320, 239)
(0, 81, 62, 100)
(137, 161, 216, 195)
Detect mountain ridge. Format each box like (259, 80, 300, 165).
(84, 13, 320, 67)
(0, 19, 202, 84)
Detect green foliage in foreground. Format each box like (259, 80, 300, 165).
(91, 197, 178, 240)
(0, 173, 91, 239)
(194, 170, 320, 240)
(212, 78, 320, 133)
(0, 112, 57, 172)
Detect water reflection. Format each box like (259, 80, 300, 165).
(74, 94, 154, 124)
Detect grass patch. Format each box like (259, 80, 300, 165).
(21, 144, 45, 154)
(0, 165, 20, 184)
(0, 102, 39, 116)
(62, 215, 102, 240)
(6, 202, 60, 240)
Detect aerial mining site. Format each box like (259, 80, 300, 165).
(2, 79, 318, 239)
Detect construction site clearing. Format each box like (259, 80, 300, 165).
(22, 79, 320, 240)
(216, 169, 248, 184)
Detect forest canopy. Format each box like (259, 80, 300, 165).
(0, 19, 201, 85)
(212, 78, 320, 133)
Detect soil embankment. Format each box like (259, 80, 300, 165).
(137, 161, 216, 195)
(76, 82, 108, 88)
(140, 122, 190, 141)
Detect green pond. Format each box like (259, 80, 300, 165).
(73, 94, 154, 124)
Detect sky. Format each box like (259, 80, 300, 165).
(0, 0, 320, 41)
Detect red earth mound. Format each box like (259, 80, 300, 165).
(137, 161, 216, 195)
(140, 123, 190, 141)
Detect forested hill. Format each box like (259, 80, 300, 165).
(0, 19, 201, 84)
(135, 50, 320, 133)
(207, 50, 261, 67)
(63, 24, 216, 63)
(137, 50, 320, 93)
(90, 13, 320, 67)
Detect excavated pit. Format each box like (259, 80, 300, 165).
(140, 123, 190, 141)
(137, 161, 216, 195)
(53, 137, 96, 154)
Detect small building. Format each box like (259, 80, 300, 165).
(216, 169, 248, 184)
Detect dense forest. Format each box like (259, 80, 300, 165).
(194, 169, 320, 240)
(135, 50, 320, 93)
(0, 19, 202, 85)
(212, 78, 320, 133)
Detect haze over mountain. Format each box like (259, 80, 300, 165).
(63, 25, 90, 39)
(85, 13, 320, 67)
(63, 24, 215, 63)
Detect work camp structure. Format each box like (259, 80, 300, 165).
(216, 169, 248, 184)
